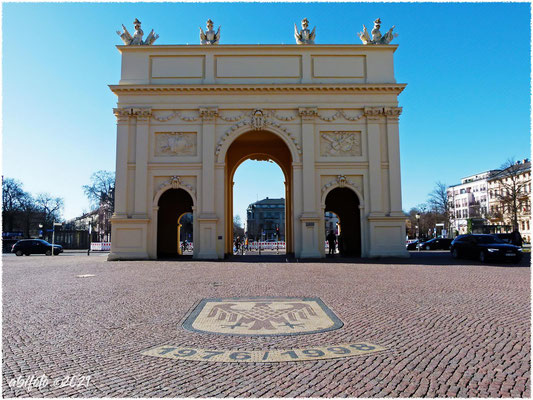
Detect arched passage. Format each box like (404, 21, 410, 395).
(157, 188, 193, 258)
(225, 130, 293, 256)
(325, 187, 361, 257)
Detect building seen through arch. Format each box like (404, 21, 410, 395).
(247, 197, 285, 241)
(108, 36, 409, 260)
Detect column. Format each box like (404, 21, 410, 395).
(385, 107, 404, 216)
(112, 108, 130, 216)
(133, 107, 151, 217)
(197, 106, 219, 259)
(299, 107, 317, 213)
(298, 107, 321, 258)
(365, 107, 384, 216)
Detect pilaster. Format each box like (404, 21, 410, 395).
(365, 107, 384, 216)
(198, 106, 219, 259)
(298, 107, 321, 258)
(112, 108, 131, 217)
(385, 107, 404, 217)
(133, 108, 152, 218)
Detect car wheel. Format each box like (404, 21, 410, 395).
(15, 250, 22, 256)
(425, 245, 431, 250)
(45, 250, 52, 256)
(24, 253, 30, 256)
(452, 248, 459, 259)
(479, 251, 486, 263)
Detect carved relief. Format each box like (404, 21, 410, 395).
(321, 175, 362, 194)
(364, 107, 384, 121)
(320, 131, 361, 157)
(215, 110, 302, 156)
(299, 107, 318, 120)
(155, 176, 196, 198)
(155, 132, 197, 156)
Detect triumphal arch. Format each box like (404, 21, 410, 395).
(108, 18, 409, 260)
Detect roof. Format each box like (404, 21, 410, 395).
(248, 197, 285, 207)
(487, 161, 531, 181)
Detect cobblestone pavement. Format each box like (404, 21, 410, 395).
(2, 252, 530, 397)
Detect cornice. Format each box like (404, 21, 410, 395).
(109, 83, 407, 96)
(116, 44, 399, 53)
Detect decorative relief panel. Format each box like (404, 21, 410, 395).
(320, 131, 362, 157)
(155, 132, 197, 156)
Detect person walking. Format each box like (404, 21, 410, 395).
(326, 230, 337, 255)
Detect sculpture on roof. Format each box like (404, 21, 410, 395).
(294, 18, 316, 44)
(200, 19, 221, 45)
(358, 18, 397, 45)
(117, 18, 159, 45)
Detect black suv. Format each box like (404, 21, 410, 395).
(11, 239, 63, 256)
(450, 234, 522, 263)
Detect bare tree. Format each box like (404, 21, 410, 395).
(83, 170, 115, 211)
(35, 193, 63, 228)
(427, 181, 451, 231)
(491, 158, 530, 230)
(2, 177, 25, 232)
(233, 215, 244, 237)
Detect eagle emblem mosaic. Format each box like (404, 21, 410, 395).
(182, 297, 343, 336)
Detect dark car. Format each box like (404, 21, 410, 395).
(450, 234, 522, 263)
(419, 238, 453, 250)
(494, 233, 513, 244)
(406, 239, 419, 250)
(11, 239, 63, 256)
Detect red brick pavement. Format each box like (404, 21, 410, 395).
(2, 252, 530, 397)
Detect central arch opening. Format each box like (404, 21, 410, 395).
(225, 130, 293, 256)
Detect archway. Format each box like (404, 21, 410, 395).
(157, 188, 193, 258)
(225, 130, 293, 256)
(325, 187, 361, 257)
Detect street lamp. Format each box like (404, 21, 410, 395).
(51, 222, 62, 256)
(415, 213, 421, 252)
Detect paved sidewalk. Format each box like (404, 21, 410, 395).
(2, 254, 530, 397)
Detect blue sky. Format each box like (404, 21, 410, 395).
(2, 2, 531, 223)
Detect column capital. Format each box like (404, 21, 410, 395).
(384, 106, 402, 121)
(364, 107, 384, 121)
(113, 107, 131, 123)
(132, 107, 152, 123)
(298, 107, 318, 121)
(199, 106, 219, 121)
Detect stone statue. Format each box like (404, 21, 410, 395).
(200, 19, 220, 45)
(358, 18, 397, 45)
(294, 18, 316, 44)
(117, 18, 159, 45)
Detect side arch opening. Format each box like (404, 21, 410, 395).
(325, 187, 361, 257)
(157, 188, 193, 258)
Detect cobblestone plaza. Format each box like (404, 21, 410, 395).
(2, 253, 530, 397)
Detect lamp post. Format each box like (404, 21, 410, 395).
(416, 213, 421, 252)
(51, 222, 62, 256)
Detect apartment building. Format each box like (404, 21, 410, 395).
(447, 170, 499, 235)
(487, 159, 531, 243)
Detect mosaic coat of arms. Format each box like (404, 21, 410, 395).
(183, 297, 343, 336)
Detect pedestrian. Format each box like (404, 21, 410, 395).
(234, 236, 241, 254)
(326, 230, 336, 255)
(511, 228, 523, 247)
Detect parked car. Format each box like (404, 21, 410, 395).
(450, 234, 522, 263)
(494, 233, 513, 244)
(406, 239, 420, 250)
(419, 238, 453, 250)
(11, 239, 63, 256)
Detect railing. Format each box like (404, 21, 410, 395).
(90, 242, 111, 251)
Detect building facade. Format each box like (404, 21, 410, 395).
(448, 170, 499, 235)
(487, 160, 531, 243)
(108, 36, 408, 260)
(246, 197, 285, 241)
